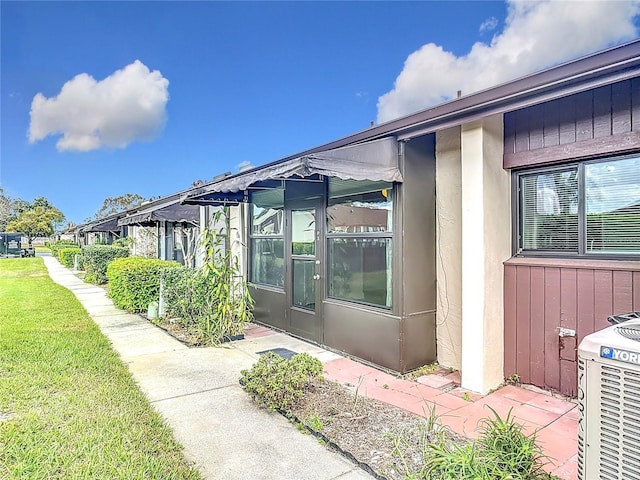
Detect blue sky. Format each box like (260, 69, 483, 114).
(2, 1, 639, 225)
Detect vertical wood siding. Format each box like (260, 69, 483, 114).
(504, 258, 640, 397)
(504, 78, 640, 169)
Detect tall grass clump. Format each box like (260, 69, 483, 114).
(161, 209, 253, 344)
(419, 406, 556, 480)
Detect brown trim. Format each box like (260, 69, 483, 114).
(504, 130, 640, 169)
(505, 256, 640, 271)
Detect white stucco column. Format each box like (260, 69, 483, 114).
(228, 204, 246, 276)
(159, 221, 167, 260)
(460, 114, 510, 394)
(195, 206, 208, 268)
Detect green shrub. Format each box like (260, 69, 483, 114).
(240, 352, 323, 412)
(50, 240, 79, 257)
(107, 257, 180, 312)
(58, 247, 82, 269)
(82, 245, 129, 284)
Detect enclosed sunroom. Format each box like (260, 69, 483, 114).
(184, 136, 437, 372)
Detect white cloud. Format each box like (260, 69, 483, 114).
(377, 0, 640, 123)
(479, 16, 499, 34)
(29, 60, 169, 152)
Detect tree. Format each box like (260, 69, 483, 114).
(93, 193, 147, 219)
(9, 198, 31, 218)
(0, 190, 34, 232)
(6, 203, 65, 246)
(0, 189, 10, 231)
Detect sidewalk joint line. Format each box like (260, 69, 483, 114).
(151, 384, 237, 404)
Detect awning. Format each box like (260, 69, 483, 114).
(79, 216, 121, 233)
(118, 200, 199, 226)
(183, 137, 401, 204)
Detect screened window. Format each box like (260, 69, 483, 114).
(520, 169, 578, 252)
(249, 189, 285, 287)
(327, 178, 393, 308)
(517, 155, 640, 256)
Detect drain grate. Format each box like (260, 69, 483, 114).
(256, 347, 298, 360)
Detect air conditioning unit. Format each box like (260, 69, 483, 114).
(578, 316, 640, 480)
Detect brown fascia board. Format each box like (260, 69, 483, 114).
(189, 39, 640, 196)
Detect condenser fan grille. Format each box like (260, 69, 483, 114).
(617, 324, 640, 342)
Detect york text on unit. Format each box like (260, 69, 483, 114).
(601, 346, 640, 366)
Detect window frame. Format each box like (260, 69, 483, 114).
(325, 179, 394, 309)
(513, 152, 640, 260)
(248, 193, 285, 289)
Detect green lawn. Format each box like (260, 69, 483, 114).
(0, 258, 202, 480)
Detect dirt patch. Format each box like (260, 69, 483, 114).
(289, 379, 467, 480)
(153, 318, 206, 347)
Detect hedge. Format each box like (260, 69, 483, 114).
(58, 247, 82, 269)
(82, 245, 130, 284)
(107, 257, 181, 312)
(50, 240, 79, 258)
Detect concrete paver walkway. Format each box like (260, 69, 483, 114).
(43, 256, 374, 480)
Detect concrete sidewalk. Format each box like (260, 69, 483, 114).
(42, 256, 374, 480)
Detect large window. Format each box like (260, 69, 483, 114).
(249, 189, 285, 287)
(327, 178, 393, 308)
(517, 155, 640, 256)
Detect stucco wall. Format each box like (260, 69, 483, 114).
(435, 127, 463, 371)
(131, 225, 158, 258)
